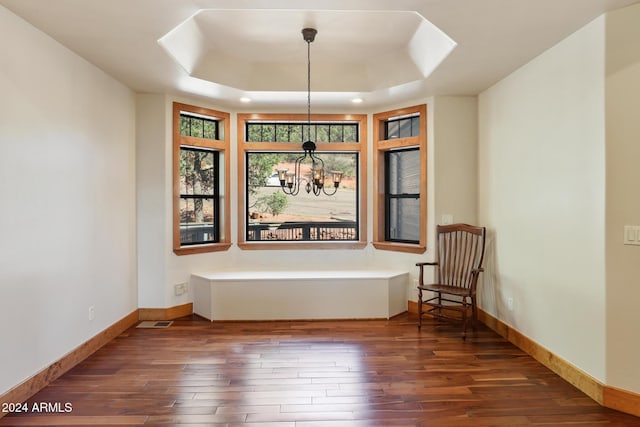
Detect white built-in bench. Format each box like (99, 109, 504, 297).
(192, 270, 409, 321)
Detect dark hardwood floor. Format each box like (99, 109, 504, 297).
(2, 313, 639, 426)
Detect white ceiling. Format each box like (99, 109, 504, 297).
(158, 10, 455, 93)
(1, 0, 637, 110)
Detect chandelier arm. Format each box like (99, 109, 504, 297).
(296, 155, 302, 195)
(281, 183, 295, 195)
(293, 152, 307, 195)
(310, 151, 325, 168)
(281, 152, 306, 196)
(321, 184, 339, 196)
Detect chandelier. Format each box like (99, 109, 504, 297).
(277, 28, 342, 196)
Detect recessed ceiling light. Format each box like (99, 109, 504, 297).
(240, 97, 251, 103)
(351, 98, 363, 104)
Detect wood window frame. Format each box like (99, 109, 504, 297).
(373, 104, 427, 254)
(237, 113, 368, 251)
(173, 102, 231, 255)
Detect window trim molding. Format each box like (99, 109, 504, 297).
(237, 113, 367, 250)
(373, 104, 427, 254)
(173, 102, 231, 255)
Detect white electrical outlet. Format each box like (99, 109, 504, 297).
(507, 297, 514, 311)
(89, 306, 95, 321)
(174, 282, 188, 296)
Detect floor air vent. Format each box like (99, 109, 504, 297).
(136, 321, 173, 329)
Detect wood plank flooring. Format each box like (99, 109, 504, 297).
(2, 313, 639, 426)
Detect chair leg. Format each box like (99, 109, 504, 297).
(417, 288, 423, 330)
(471, 295, 477, 330)
(462, 297, 468, 340)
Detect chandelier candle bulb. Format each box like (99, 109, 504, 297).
(285, 172, 295, 188)
(332, 171, 343, 187)
(277, 169, 287, 185)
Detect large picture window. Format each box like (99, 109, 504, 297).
(238, 114, 367, 250)
(373, 105, 427, 253)
(246, 152, 359, 242)
(173, 103, 230, 255)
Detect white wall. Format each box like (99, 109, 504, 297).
(135, 94, 478, 308)
(478, 17, 607, 381)
(0, 6, 137, 395)
(433, 96, 478, 227)
(136, 94, 170, 307)
(604, 3, 640, 393)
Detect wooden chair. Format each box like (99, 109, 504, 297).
(417, 223, 486, 339)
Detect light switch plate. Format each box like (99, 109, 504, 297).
(624, 225, 640, 246)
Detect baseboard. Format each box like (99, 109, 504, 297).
(408, 300, 418, 314)
(138, 302, 193, 320)
(408, 300, 464, 319)
(0, 310, 138, 413)
(604, 386, 640, 417)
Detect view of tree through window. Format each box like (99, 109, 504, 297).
(246, 152, 358, 241)
(246, 122, 358, 143)
(179, 147, 219, 245)
(180, 114, 218, 139)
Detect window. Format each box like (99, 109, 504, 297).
(179, 148, 219, 245)
(385, 115, 420, 139)
(385, 148, 420, 243)
(373, 105, 427, 253)
(238, 113, 367, 250)
(245, 152, 359, 242)
(173, 103, 230, 255)
(246, 122, 359, 143)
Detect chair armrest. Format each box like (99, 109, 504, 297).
(416, 262, 438, 288)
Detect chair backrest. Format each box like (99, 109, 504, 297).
(434, 223, 486, 291)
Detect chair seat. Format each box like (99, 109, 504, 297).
(418, 283, 472, 297)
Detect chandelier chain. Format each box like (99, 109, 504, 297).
(307, 37, 311, 127)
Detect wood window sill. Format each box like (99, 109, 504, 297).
(372, 241, 426, 254)
(173, 243, 232, 256)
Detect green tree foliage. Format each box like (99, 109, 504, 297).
(321, 153, 356, 178)
(180, 115, 218, 139)
(247, 153, 282, 199)
(256, 192, 288, 217)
